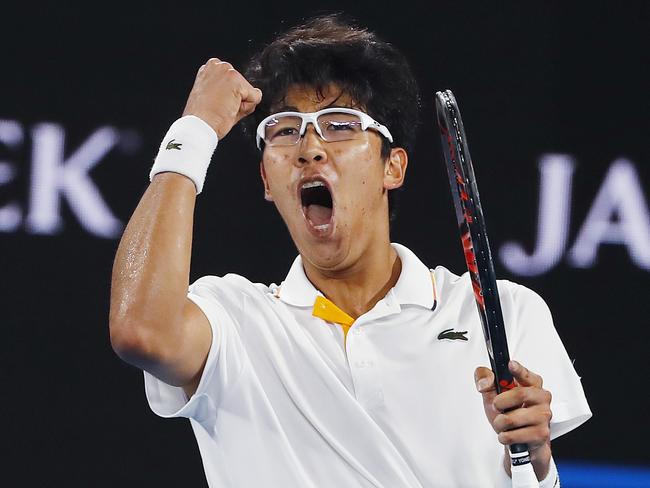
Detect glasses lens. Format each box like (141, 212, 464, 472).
(264, 115, 302, 146)
(317, 112, 364, 142)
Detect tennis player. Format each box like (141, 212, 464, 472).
(109, 15, 591, 487)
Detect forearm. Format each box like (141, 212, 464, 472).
(109, 57, 261, 383)
(109, 172, 196, 360)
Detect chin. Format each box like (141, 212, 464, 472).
(293, 229, 352, 271)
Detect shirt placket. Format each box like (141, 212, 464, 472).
(345, 299, 398, 410)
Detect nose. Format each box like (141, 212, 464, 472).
(297, 124, 327, 165)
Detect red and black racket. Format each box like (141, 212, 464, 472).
(435, 90, 539, 487)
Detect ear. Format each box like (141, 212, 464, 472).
(383, 147, 408, 190)
(259, 161, 273, 201)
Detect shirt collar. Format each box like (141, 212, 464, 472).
(277, 243, 436, 310)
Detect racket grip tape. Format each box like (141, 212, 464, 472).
(509, 446, 539, 487)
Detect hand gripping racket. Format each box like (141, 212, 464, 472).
(435, 90, 539, 488)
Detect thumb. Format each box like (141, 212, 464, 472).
(237, 89, 263, 119)
(238, 100, 257, 118)
(474, 366, 496, 394)
(475, 366, 500, 424)
(249, 87, 263, 104)
(474, 366, 498, 403)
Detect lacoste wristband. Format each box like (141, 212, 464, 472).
(150, 115, 218, 194)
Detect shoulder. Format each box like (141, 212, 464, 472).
(189, 273, 277, 309)
(191, 273, 272, 293)
(431, 265, 550, 316)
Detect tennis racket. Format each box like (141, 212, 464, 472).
(435, 90, 539, 488)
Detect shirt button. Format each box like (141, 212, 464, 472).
(352, 328, 362, 335)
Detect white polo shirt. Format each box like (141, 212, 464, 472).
(144, 243, 591, 488)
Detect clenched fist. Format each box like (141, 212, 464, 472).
(182, 58, 263, 140)
(475, 360, 553, 480)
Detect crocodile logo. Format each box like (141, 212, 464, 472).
(437, 328, 468, 341)
(166, 139, 182, 150)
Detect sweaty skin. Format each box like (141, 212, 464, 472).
(109, 59, 553, 482)
(109, 58, 261, 396)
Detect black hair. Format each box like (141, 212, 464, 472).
(243, 14, 420, 220)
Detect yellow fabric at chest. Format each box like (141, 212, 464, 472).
(312, 295, 355, 340)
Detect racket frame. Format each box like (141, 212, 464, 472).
(435, 90, 533, 466)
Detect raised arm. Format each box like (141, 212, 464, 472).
(109, 58, 262, 395)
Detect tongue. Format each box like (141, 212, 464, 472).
(305, 204, 333, 226)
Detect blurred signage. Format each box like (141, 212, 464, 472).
(500, 154, 650, 275)
(0, 119, 137, 238)
(2, 122, 648, 276)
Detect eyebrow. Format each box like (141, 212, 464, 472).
(274, 102, 361, 113)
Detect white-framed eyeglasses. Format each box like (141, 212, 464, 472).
(255, 107, 394, 150)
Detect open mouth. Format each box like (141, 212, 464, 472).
(300, 180, 334, 231)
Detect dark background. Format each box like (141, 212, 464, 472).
(2, 1, 648, 486)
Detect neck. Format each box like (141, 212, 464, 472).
(303, 242, 401, 319)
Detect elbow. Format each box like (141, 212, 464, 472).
(109, 316, 162, 367)
(109, 316, 189, 388)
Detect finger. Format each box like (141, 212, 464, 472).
(493, 385, 552, 412)
(509, 360, 543, 388)
(492, 405, 552, 434)
(496, 423, 551, 449)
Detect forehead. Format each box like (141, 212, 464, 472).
(274, 84, 362, 113)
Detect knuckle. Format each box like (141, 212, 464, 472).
(514, 388, 527, 405)
(492, 399, 503, 412)
(500, 414, 515, 430)
(498, 432, 511, 445)
(536, 424, 550, 441)
(541, 424, 551, 440)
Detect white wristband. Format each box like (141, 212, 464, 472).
(496, 453, 559, 487)
(150, 115, 218, 194)
(538, 457, 560, 488)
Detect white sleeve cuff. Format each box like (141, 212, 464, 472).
(143, 292, 221, 427)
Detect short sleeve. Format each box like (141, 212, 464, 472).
(144, 275, 249, 427)
(503, 283, 592, 439)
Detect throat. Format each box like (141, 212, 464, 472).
(306, 250, 402, 319)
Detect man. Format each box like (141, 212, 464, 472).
(109, 15, 590, 487)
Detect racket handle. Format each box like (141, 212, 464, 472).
(509, 445, 539, 487)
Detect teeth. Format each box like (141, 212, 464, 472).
(314, 224, 330, 231)
(302, 180, 325, 189)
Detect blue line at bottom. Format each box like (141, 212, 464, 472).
(557, 460, 650, 487)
